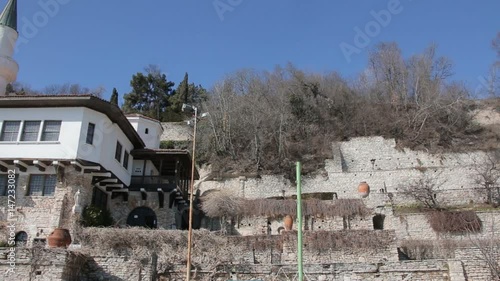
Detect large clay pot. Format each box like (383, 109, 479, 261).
(283, 215, 293, 231)
(358, 181, 370, 198)
(47, 228, 72, 248)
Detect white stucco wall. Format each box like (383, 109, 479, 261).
(0, 107, 84, 160)
(132, 160, 159, 176)
(127, 116, 162, 149)
(0, 107, 135, 185)
(77, 108, 134, 185)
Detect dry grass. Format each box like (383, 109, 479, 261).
(427, 210, 482, 233)
(78, 228, 393, 262)
(200, 189, 243, 218)
(201, 193, 370, 219)
(400, 239, 462, 260)
(283, 230, 394, 252)
(78, 227, 248, 270)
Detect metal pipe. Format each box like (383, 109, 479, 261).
(186, 107, 197, 281)
(296, 161, 303, 281)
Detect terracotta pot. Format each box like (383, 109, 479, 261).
(358, 181, 370, 198)
(47, 228, 72, 248)
(283, 215, 293, 231)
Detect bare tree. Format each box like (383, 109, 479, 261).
(42, 83, 105, 97)
(473, 151, 500, 206)
(493, 32, 500, 67)
(468, 219, 500, 280)
(401, 175, 445, 210)
(368, 42, 408, 105)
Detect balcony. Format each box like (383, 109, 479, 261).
(129, 176, 177, 192)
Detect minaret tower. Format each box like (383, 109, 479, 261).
(0, 0, 17, 96)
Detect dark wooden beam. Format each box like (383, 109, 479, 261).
(0, 161, 9, 172)
(13, 160, 28, 173)
(33, 160, 47, 172)
(158, 189, 164, 208)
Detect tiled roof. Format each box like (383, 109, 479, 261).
(125, 113, 162, 124)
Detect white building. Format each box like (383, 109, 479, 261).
(0, 95, 196, 245)
(0, 0, 200, 246)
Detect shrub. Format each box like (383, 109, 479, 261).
(160, 140, 190, 150)
(427, 210, 482, 234)
(81, 205, 114, 227)
(201, 193, 369, 218)
(283, 230, 394, 251)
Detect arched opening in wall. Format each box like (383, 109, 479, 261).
(373, 214, 385, 230)
(277, 227, 285, 234)
(127, 207, 157, 229)
(15, 231, 28, 247)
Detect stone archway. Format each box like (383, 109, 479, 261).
(127, 207, 157, 229)
(15, 231, 28, 247)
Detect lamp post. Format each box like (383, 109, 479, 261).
(183, 103, 197, 281)
(182, 103, 209, 281)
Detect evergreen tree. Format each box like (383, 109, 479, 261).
(5, 83, 14, 94)
(122, 65, 175, 121)
(163, 73, 208, 122)
(110, 88, 119, 106)
(181, 72, 189, 103)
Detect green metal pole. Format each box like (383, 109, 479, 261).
(296, 162, 303, 281)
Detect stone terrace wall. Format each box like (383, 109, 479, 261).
(0, 247, 86, 281)
(199, 136, 491, 207)
(0, 167, 93, 247)
(4, 243, 497, 280)
(455, 247, 500, 281)
(156, 260, 455, 281)
(83, 255, 153, 281)
(390, 211, 500, 241)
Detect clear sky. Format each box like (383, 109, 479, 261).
(11, 0, 500, 101)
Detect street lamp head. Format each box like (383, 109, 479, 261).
(182, 103, 197, 113)
(200, 112, 209, 118)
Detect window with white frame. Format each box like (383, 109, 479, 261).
(21, 121, 41, 141)
(41, 121, 62, 141)
(115, 141, 122, 163)
(0, 121, 21, 141)
(28, 174, 57, 196)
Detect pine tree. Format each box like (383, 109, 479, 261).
(5, 83, 14, 94)
(122, 65, 175, 121)
(164, 73, 208, 121)
(110, 88, 119, 106)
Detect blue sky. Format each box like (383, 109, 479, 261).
(10, 0, 500, 101)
